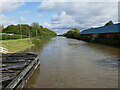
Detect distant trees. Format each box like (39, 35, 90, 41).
(63, 20, 120, 47)
(64, 28, 80, 39)
(3, 24, 31, 35)
(105, 20, 114, 26)
(2, 23, 57, 39)
(31, 22, 40, 29)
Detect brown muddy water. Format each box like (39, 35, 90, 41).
(23, 36, 119, 88)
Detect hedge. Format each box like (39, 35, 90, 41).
(1, 34, 28, 40)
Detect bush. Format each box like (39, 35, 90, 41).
(30, 38, 41, 45)
(1, 34, 28, 40)
(64, 28, 80, 39)
(30, 37, 51, 45)
(95, 38, 120, 47)
(80, 36, 93, 42)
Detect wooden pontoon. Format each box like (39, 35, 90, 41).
(1, 52, 40, 90)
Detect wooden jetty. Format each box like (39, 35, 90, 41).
(0, 52, 40, 90)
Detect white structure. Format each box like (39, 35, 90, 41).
(0, 47, 8, 53)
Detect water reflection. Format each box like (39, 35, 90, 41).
(83, 42, 119, 58)
(22, 39, 52, 54)
(24, 36, 118, 88)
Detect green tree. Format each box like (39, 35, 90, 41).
(3, 23, 57, 40)
(64, 28, 80, 39)
(105, 20, 114, 26)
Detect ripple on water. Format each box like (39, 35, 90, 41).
(96, 58, 119, 69)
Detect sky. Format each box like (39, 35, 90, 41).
(0, 0, 119, 34)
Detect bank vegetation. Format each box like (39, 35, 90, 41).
(63, 21, 120, 47)
(1, 22, 57, 53)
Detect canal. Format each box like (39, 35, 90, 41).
(23, 36, 119, 88)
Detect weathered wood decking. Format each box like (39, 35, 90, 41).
(1, 53, 40, 90)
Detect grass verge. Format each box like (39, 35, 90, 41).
(1, 38, 34, 53)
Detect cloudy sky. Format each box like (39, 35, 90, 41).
(0, 0, 119, 34)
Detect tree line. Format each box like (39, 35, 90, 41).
(2, 22, 57, 39)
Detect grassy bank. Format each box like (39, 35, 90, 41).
(1, 38, 34, 53)
(1, 23, 57, 53)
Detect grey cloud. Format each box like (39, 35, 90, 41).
(0, 2, 25, 13)
(38, 2, 118, 30)
(0, 14, 17, 25)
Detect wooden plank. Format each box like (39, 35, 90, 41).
(16, 59, 40, 89)
(4, 55, 39, 89)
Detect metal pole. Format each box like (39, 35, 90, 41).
(29, 32, 31, 43)
(36, 29, 37, 37)
(20, 24, 22, 39)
